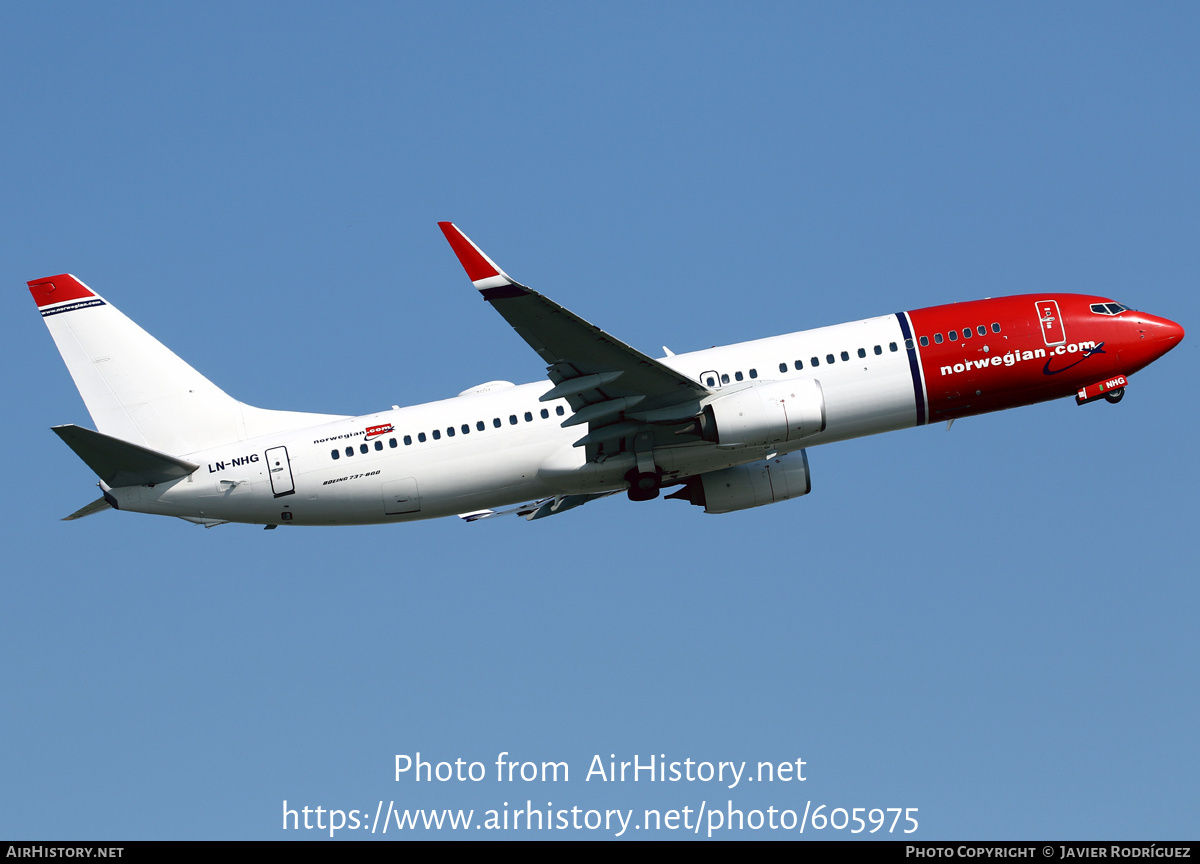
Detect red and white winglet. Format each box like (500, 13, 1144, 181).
(437, 222, 526, 296)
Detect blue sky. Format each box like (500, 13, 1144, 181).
(2, 3, 1196, 839)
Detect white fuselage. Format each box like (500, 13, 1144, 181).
(109, 314, 917, 525)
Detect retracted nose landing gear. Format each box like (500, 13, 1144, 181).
(1076, 375, 1129, 406)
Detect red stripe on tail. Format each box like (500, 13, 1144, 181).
(28, 275, 95, 308)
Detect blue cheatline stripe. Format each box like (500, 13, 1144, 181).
(41, 298, 106, 317)
(894, 312, 927, 426)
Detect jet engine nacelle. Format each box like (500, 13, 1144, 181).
(700, 379, 826, 448)
(667, 450, 813, 514)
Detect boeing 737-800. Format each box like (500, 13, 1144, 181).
(29, 223, 1184, 528)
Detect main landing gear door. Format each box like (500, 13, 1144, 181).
(383, 477, 421, 514)
(1037, 300, 1066, 346)
(264, 446, 295, 498)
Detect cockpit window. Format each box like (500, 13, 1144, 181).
(1091, 302, 1131, 315)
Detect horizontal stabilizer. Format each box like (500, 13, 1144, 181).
(62, 496, 113, 521)
(52, 425, 199, 487)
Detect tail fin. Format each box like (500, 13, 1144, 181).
(29, 274, 343, 455)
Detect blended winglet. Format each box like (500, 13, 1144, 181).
(437, 222, 528, 297)
(457, 491, 619, 522)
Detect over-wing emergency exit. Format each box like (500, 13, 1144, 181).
(29, 224, 1184, 527)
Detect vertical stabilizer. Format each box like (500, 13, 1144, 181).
(29, 275, 343, 455)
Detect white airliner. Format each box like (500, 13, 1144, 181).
(30, 223, 1183, 528)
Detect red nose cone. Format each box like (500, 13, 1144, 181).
(1151, 314, 1185, 347)
(1144, 314, 1184, 359)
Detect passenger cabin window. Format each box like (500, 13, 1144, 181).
(948, 331, 958, 341)
(794, 360, 804, 370)
(749, 368, 758, 379)
(556, 406, 565, 415)
(779, 362, 787, 373)
(874, 345, 882, 355)
(840, 351, 849, 361)
(963, 328, 971, 339)
(375, 440, 383, 450)
(706, 375, 717, 386)
(524, 411, 533, 422)
(811, 357, 820, 367)
(735, 371, 743, 382)
(721, 373, 730, 384)
(977, 325, 986, 336)
(461, 424, 470, 434)
(390, 438, 397, 448)
(919, 336, 929, 347)
(476, 420, 485, 431)
(992, 322, 1001, 332)
(345, 446, 354, 457)
(934, 333, 943, 344)
(446, 427, 454, 437)
(826, 354, 835, 364)
(404, 435, 412, 445)
(857, 348, 866, 358)
(432, 430, 441, 440)
(331, 449, 340, 460)
(418, 432, 427, 442)
(493, 418, 501, 428)
(904, 338, 914, 350)
(889, 342, 898, 352)
(540, 408, 549, 419)
(509, 415, 518, 425)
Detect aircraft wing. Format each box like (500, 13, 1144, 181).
(438, 223, 711, 451)
(459, 490, 620, 522)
